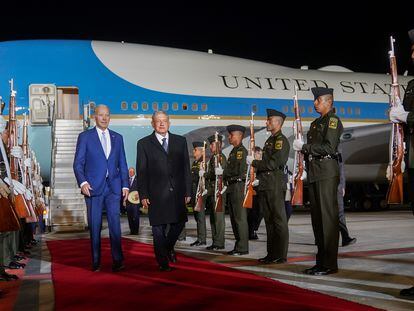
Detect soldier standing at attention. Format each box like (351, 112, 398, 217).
(224, 125, 249, 255)
(202, 134, 227, 251)
(389, 28, 414, 300)
(247, 109, 290, 264)
(190, 141, 207, 247)
(293, 87, 343, 275)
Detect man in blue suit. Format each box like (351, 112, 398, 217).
(73, 105, 129, 272)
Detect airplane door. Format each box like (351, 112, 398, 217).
(29, 84, 56, 125)
(56, 87, 79, 120)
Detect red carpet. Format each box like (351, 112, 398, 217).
(47, 238, 379, 311)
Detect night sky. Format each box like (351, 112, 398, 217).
(2, 2, 413, 75)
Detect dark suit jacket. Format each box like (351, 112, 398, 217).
(73, 127, 129, 196)
(136, 132, 191, 226)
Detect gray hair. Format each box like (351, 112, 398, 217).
(94, 104, 110, 114)
(152, 111, 169, 121)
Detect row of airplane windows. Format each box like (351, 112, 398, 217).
(114, 101, 361, 116)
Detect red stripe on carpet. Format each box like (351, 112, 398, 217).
(47, 238, 380, 311)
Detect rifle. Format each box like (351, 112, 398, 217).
(243, 111, 256, 208)
(0, 101, 20, 232)
(214, 132, 224, 212)
(194, 141, 206, 212)
(386, 36, 404, 205)
(8, 79, 31, 218)
(291, 86, 304, 206)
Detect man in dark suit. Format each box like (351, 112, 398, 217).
(73, 105, 129, 272)
(126, 167, 140, 235)
(136, 111, 192, 272)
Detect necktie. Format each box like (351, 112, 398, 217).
(162, 137, 168, 153)
(101, 131, 108, 158)
(129, 177, 133, 186)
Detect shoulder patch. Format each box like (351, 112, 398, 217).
(275, 140, 283, 150)
(329, 117, 338, 129)
(236, 151, 243, 160)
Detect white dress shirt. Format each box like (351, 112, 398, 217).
(155, 132, 169, 146)
(96, 127, 111, 158)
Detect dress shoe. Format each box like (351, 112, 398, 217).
(263, 257, 287, 264)
(8, 261, 25, 269)
(190, 240, 206, 247)
(112, 261, 125, 272)
(309, 267, 338, 276)
(258, 256, 270, 263)
(303, 265, 320, 275)
(342, 237, 357, 247)
(130, 231, 139, 235)
(206, 245, 224, 251)
(159, 264, 172, 272)
(92, 264, 101, 272)
(227, 250, 249, 256)
(13, 255, 26, 261)
(167, 250, 177, 263)
(400, 286, 414, 299)
(0, 272, 19, 281)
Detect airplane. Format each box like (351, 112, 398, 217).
(0, 39, 411, 213)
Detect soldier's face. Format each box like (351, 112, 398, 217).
(266, 117, 281, 132)
(210, 142, 217, 153)
(314, 95, 332, 115)
(193, 147, 203, 160)
(152, 115, 170, 135)
(94, 106, 110, 130)
(228, 131, 243, 146)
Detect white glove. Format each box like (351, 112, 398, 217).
(246, 155, 254, 165)
(252, 179, 259, 187)
(293, 139, 304, 151)
(300, 170, 307, 181)
(389, 105, 409, 123)
(401, 160, 406, 174)
(199, 169, 205, 177)
(24, 158, 31, 168)
(0, 179, 10, 198)
(215, 167, 223, 176)
(24, 189, 33, 200)
(11, 146, 23, 159)
(4, 177, 26, 195)
(32, 180, 38, 187)
(386, 164, 392, 181)
(202, 189, 208, 196)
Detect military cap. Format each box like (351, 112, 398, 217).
(266, 109, 286, 120)
(192, 141, 204, 148)
(207, 134, 223, 144)
(408, 29, 414, 45)
(311, 87, 334, 100)
(226, 124, 246, 133)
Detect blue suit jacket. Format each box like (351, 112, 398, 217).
(73, 127, 129, 196)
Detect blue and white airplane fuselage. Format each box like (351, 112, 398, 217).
(0, 40, 410, 183)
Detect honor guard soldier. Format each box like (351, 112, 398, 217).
(190, 141, 207, 246)
(389, 28, 414, 299)
(293, 87, 343, 275)
(247, 109, 290, 264)
(224, 125, 249, 255)
(201, 134, 227, 250)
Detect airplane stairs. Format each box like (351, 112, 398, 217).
(49, 119, 87, 232)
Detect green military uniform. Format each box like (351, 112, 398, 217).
(191, 158, 206, 244)
(224, 125, 249, 254)
(301, 91, 343, 272)
(204, 135, 227, 249)
(252, 128, 290, 260)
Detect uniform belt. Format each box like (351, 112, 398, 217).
(227, 178, 245, 185)
(308, 154, 341, 161)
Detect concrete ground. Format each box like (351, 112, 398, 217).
(10, 210, 414, 310)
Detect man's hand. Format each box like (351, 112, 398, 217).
(0, 179, 10, 198)
(81, 182, 93, 197)
(389, 105, 409, 123)
(199, 169, 205, 177)
(215, 167, 223, 176)
(386, 164, 392, 181)
(185, 196, 191, 204)
(293, 139, 304, 151)
(141, 198, 150, 209)
(122, 189, 129, 204)
(11, 146, 23, 159)
(300, 170, 307, 181)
